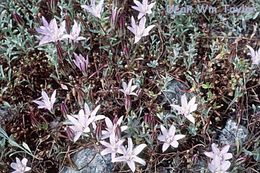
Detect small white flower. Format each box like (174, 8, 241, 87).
(10, 157, 31, 173)
(33, 90, 56, 113)
(132, 0, 156, 19)
(73, 53, 89, 75)
(100, 133, 125, 161)
(119, 78, 138, 97)
(36, 16, 66, 45)
(208, 157, 231, 173)
(204, 143, 233, 161)
(101, 116, 128, 140)
(66, 109, 95, 142)
(246, 45, 260, 65)
(83, 103, 105, 130)
(113, 138, 146, 173)
(204, 143, 233, 173)
(127, 16, 155, 43)
(170, 94, 197, 124)
(157, 124, 185, 152)
(81, 0, 104, 19)
(64, 20, 86, 42)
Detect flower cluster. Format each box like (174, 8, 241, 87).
(28, 1, 240, 172)
(113, 138, 147, 172)
(99, 116, 146, 172)
(204, 143, 233, 173)
(128, 0, 156, 43)
(36, 17, 85, 45)
(65, 103, 105, 142)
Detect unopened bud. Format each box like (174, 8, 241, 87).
(12, 12, 24, 26)
(60, 101, 68, 117)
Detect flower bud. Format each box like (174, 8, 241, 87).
(12, 12, 24, 26)
(60, 101, 68, 117)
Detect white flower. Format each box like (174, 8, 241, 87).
(33, 90, 56, 113)
(132, 0, 156, 19)
(119, 78, 138, 97)
(157, 124, 185, 152)
(83, 103, 105, 130)
(10, 157, 31, 173)
(36, 16, 66, 45)
(246, 45, 260, 65)
(100, 133, 125, 161)
(204, 143, 233, 173)
(64, 20, 86, 42)
(101, 116, 128, 140)
(73, 53, 89, 75)
(204, 143, 233, 161)
(208, 157, 231, 173)
(66, 109, 95, 142)
(81, 0, 104, 19)
(170, 94, 197, 124)
(127, 16, 155, 44)
(113, 138, 146, 173)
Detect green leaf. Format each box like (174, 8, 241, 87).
(22, 142, 32, 153)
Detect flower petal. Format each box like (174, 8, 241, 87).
(185, 114, 195, 124)
(127, 160, 136, 172)
(133, 156, 146, 165)
(204, 151, 214, 158)
(162, 143, 170, 152)
(133, 144, 146, 155)
(174, 134, 185, 141)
